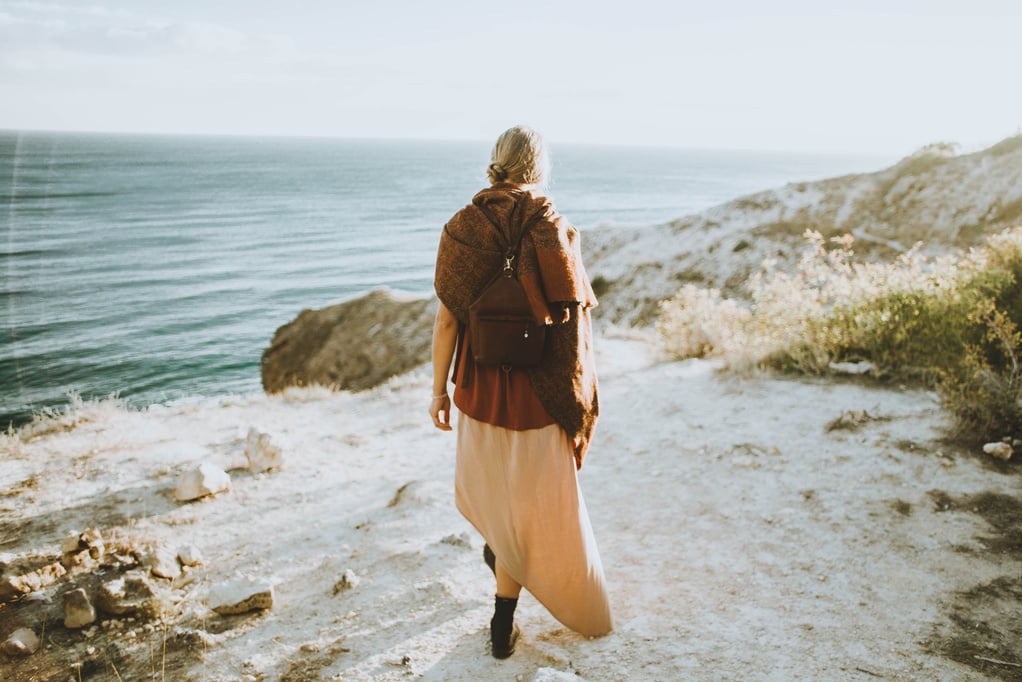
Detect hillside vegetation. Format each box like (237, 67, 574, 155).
(656, 226, 1022, 443)
(586, 136, 1022, 326)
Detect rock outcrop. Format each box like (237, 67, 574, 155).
(261, 288, 435, 393)
(584, 136, 1022, 325)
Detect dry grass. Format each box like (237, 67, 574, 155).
(657, 226, 1022, 442)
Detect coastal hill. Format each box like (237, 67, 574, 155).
(585, 135, 1022, 325)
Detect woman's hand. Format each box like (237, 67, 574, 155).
(429, 394, 452, 431)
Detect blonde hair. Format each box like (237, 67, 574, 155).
(487, 125, 550, 186)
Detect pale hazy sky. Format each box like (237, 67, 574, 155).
(1, 0, 1020, 156)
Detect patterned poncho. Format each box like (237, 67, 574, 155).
(434, 182, 600, 468)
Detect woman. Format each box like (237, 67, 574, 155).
(429, 125, 612, 660)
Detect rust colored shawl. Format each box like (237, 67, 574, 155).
(434, 183, 599, 468)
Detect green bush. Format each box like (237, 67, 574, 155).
(939, 302, 1022, 441)
(656, 227, 1022, 442)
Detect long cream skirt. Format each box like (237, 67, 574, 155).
(455, 413, 613, 636)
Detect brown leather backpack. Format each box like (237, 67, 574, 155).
(468, 192, 547, 369)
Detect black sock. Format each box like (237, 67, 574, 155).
(490, 595, 519, 659)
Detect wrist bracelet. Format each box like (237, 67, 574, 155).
(432, 393, 448, 400)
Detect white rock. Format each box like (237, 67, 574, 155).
(828, 361, 877, 375)
(983, 442, 1013, 460)
(2, 627, 40, 656)
(177, 545, 203, 567)
(64, 587, 97, 628)
(173, 463, 231, 501)
(244, 428, 286, 472)
(146, 546, 183, 580)
(209, 579, 274, 615)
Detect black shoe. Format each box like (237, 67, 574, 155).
(483, 544, 496, 576)
(491, 622, 519, 659)
(490, 595, 519, 659)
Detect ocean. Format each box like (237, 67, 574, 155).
(0, 130, 888, 427)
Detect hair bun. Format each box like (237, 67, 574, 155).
(488, 162, 508, 182)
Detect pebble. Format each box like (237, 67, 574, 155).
(147, 546, 183, 580)
(983, 441, 1013, 460)
(2, 628, 40, 656)
(178, 545, 203, 567)
(64, 587, 97, 629)
(333, 569, 360, 594)
(245, 428, 287, 472)
(440, 532, 471, 548)
(173, 463, 231, 502)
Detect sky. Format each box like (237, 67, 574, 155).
(1, 0, 1020, 156)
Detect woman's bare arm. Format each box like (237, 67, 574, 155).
(429, 302, 458, 431)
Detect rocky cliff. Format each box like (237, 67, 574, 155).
(584, 136, 1022, 325)
(261, 289, 435, 393)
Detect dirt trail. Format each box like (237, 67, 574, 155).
(2, 336, 1020, 681)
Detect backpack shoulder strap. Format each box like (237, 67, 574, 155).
(472, 191, 536, 265)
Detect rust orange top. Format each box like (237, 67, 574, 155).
(452, 325, 556, 431)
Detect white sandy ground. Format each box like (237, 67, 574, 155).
(2, 332, 1021, 681)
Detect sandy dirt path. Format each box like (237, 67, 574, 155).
(2, 336, 1020, 681)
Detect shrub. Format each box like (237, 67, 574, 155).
(656, 285, 750, 360)
(656, 227, 1022, 442)
(939, 301, 1022, 441)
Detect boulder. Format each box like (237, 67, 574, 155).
(209, 579, 274, 615)
(2, 627, 39, 656)
(173, 463, 231, 502)
(244, 428, 286, 472)
(64, 587, 97, 628)
(261, 289, 435, 393)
